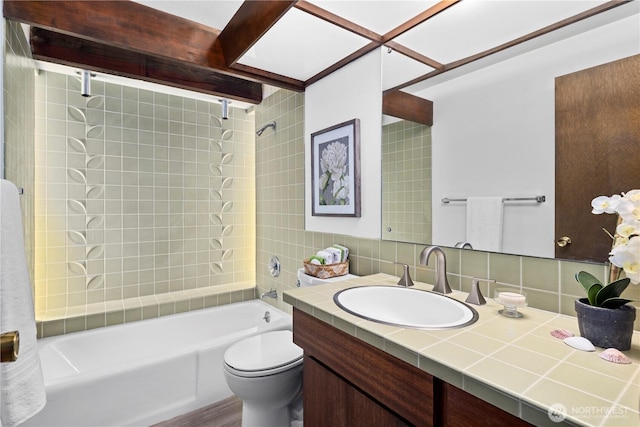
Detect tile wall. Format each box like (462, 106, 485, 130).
(255, 89, 640, 331)
(3, 20, 36, 286)
(382, 119, 432, 244)
(32, 70, 256, 335)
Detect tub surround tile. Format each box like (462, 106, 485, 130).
(284, 273, 640, 427)
(33, 69, 256, 330)
(37, 282, 256, 338)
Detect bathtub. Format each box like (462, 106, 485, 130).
(23, 300, 291, 427)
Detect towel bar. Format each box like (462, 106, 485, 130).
(1, 330, 20, 363)
(442, 196, 545, 204)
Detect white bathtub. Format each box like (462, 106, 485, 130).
(23, 300, 291, 427)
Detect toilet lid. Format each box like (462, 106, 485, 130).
(224, 330, 303, 373)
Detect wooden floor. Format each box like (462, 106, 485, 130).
(151, 396, 242, 427)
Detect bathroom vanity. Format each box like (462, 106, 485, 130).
(285, 274, 640, 427)
(294, 308, 530, 426)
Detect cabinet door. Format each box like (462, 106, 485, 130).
(294, 309, 433, 426)
(442, 383, 533, 427)
(304, 356, 410, 427)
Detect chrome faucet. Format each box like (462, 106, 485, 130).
(454, 241, 473, 249)
(419, 246, 452, 294)
(260, 289, 277, 299)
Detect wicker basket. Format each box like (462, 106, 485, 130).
(303, 259, 349, 279)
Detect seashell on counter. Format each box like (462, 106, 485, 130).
(564, 336, 595, 352)
(599, 348, 632, 364)
(550, 329, 574, 340)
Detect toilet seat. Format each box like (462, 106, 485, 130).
(224, 330, 303, 378)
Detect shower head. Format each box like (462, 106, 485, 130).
(256, 121, 276, 136)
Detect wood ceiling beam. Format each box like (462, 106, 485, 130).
(388, 0, 631, 93)
(30, 28, 263, 104)
(218, 0, 297, 67)
(383, 0, 462, 42)
(293, 0, 450, 87)
(383, 91, 433, 126)
(4, 1, 226, 68)
(384, 41, 444, 71)
(295, 0, 382, 42)
(4, 0, 304, 92)
(293, 1, 385, 87)
(305, 41, 380, 87)
(230, 63, 305, 90)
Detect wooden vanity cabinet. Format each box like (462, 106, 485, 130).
(293, 308, 534, 427)
(441, 383, 533, 427)
(293, 309, 433, 426)
(304, 356, 411, 426)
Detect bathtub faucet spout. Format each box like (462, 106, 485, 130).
(260, 289, 277, 299)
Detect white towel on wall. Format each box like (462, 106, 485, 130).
(0, 180, 46, 427)
(466, 196, 504, 252)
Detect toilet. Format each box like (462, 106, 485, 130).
(224, 270, 358, 426)
(297, 267, 358, 287)
(223, 330, 303, 427)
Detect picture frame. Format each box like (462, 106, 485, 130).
(311, 119, 361, 217)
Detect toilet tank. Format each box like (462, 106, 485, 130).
(297, 268, 358, 288)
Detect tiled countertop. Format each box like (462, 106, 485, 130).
(283, 273, 640, 427)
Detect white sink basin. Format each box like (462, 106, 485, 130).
(334, 286, 478, 329)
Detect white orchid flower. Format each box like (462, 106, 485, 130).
(591, 194, 621, 214)
(620, 190, 640, 222)
(609, 238, 640, 284)
(623, 189, 640, 202)
(616, 222, 639, 239)
(594, 189, 640, 286)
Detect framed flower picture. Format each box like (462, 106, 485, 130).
(311, 119, 361, 217)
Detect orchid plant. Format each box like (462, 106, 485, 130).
(575, 189, 640, 308)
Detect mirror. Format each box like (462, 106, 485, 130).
(380, 9, 639, 261)
(381, 117, 432, 245)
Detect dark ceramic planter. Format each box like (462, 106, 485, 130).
(574, 298, 636, 351)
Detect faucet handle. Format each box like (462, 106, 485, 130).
(465, 277, 496, 305)
(393, 262, 414, 287)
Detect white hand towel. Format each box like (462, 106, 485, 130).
(0, 180, 46, 427)
(466, 196, 504, 252)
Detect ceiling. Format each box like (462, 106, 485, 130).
(4, 0, 637, 109)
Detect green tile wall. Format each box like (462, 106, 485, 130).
(3, 20, 36, 287)
(382, 119, 432, 244)
(32, 70, 256, 320)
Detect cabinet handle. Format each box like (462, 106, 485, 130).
(556, 236, 572, 247)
